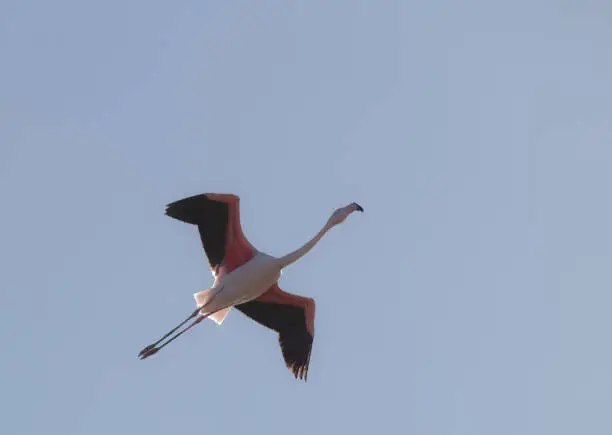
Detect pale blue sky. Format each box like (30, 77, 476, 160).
(2, 1, 612, 434)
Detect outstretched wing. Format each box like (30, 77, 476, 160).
(234, 288, 315, 381)
(165, 193, 256, 274)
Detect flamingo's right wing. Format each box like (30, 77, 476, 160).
(164, 193, 256, 275)
(234, 286, 315, 381)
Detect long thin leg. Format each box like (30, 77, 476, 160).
(137, 307, 201, 358)
(149, 314, 207, 354)
(139, 313, 210, 359)
(138, 285, 228, 359)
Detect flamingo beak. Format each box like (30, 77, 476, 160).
(354, 203, 364, 212)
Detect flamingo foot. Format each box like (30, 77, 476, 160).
(139, 346, 159, 360)
(138, 344, 156, 358)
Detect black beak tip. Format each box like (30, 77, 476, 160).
(354, 203, 364, 212)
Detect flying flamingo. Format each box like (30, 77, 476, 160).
(138, 193, 363, 380)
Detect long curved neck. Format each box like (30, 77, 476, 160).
(277, 221, 333, 269)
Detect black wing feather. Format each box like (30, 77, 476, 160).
(165, 194, 229, 271)
(234, 300, 314, 380)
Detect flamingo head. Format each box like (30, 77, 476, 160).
(327, 202, 364, 227)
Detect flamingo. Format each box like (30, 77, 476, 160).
(138, 193, 363, 380)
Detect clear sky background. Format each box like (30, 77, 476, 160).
(2, 1, 611, 434)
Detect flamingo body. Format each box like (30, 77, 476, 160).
(140, 192, 363, 380)
(194, 252, 281, 322)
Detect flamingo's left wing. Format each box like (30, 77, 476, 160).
(234, 287, 314, 381)
(165, 193, 256, 275)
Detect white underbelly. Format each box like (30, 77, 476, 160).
(193, 252, 281, 317)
